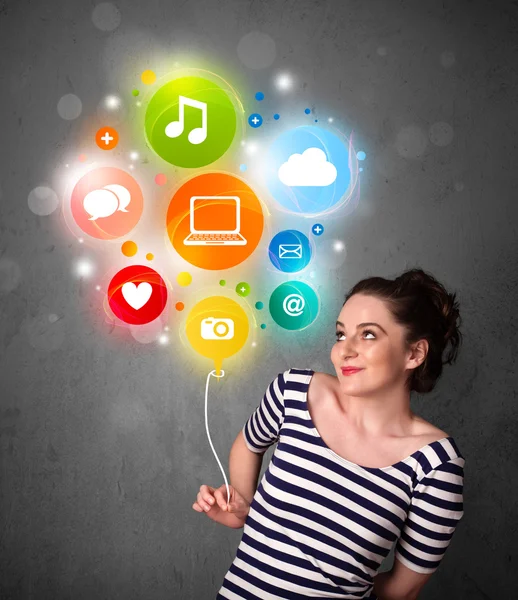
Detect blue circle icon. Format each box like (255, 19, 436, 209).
(312, 223, 324, 236)
(248, 113, 263, 128)
(269, 280, 319, 331)
(265, 126, 355, 215)
(268, 230, 311, 272)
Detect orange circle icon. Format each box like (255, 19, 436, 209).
(166, 173, 264, 270)
(70, 167, 144, 240)
(95, 126, 119, 150)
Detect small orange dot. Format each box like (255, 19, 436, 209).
(121, 241, 138, 257)
(175, 302, 184, 311)
(146, 253, 154, 261)
(78, 154, 87, 162)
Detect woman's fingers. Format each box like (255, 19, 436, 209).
(202, 485, 216, 503)
(213, 487, 228, 511)
(194, 484, 241, 516)
(196, 490, 214, 512)
(193, 499, 214, 513)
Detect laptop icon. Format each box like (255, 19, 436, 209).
(183, 196, 247, 246)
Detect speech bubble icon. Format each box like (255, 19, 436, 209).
(83, 188, 119, 220)
(185, 296, 249, 377)
(104, 184, 131, 212)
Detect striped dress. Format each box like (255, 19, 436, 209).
(217, 368, 465, 600)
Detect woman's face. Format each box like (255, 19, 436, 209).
(330, 293, 424, 397)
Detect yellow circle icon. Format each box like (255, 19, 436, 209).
(185, 296, 249, 376)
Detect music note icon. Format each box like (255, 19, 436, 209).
(165, 95, 208, 145)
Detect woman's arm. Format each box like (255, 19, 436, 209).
(229, 429, 264, 505)
(372, 558, 433, 600)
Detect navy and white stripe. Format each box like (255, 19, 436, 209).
(217, 368, 465, 599)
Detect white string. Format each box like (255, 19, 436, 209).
(204, 369, 230, 506)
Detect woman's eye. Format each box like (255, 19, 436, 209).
(335, 330, 375, 341)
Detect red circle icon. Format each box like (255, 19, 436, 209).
(108, 265, 168, 325)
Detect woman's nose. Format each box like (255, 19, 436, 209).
(339, 339, 358, 358)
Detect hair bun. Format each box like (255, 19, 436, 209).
(398, 269, 429, 287)
(441, 292, 461, 340)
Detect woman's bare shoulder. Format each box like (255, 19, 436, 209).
(308, 371, 339, 402)
(312, 370, 339, 386)
(411, 414, 450, 441)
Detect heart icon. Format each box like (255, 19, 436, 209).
(121, 282, 153, 310)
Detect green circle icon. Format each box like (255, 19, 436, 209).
(269, 281, 319, 330)
(235, 282, 250, 297)
(145, 76, 237, 168)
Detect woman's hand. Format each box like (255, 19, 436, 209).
(193, 484, 250, 529)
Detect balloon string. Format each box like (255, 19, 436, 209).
(205, 369, 230, 506)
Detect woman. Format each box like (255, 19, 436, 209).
(193, 268, 465, 600)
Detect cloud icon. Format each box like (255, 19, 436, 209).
(83, 184, 131, 220)
(278, 147, 337, 187)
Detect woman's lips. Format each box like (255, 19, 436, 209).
(341, 368, 364, 376)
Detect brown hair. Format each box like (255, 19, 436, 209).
(343, 267, 463, 394)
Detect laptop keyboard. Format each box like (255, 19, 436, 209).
(188, 233, 243, 241)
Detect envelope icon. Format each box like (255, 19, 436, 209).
(279, 244, 302, 259)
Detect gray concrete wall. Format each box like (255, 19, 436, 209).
(1, 0, 517, 598)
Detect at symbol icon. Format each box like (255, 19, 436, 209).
(283, 294, 305, 317)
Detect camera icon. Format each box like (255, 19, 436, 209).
(200, 317, 235, 340)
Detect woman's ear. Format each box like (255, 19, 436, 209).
(407, 339, 428, 369)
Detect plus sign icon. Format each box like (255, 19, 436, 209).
(311, 223, 324, 236)
(248, 113, 263, 128)
(95, 126, 119, 150)
(235, 282, 250, 297)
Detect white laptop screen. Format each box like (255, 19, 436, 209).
(191, 197, 238, 233)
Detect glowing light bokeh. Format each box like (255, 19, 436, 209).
(75, 259, 94, 278)
(237, 31, 276, 69)
(244, 142, 258, 155)
(105, 95, 122, 109)
(275, 73, 293, 91)
(57, 94, 82, 120)
(28, 186, 59, 216)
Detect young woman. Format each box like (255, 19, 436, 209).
(193, 268, 465, 600)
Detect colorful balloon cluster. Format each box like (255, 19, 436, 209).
(63, 69, 359, 375)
